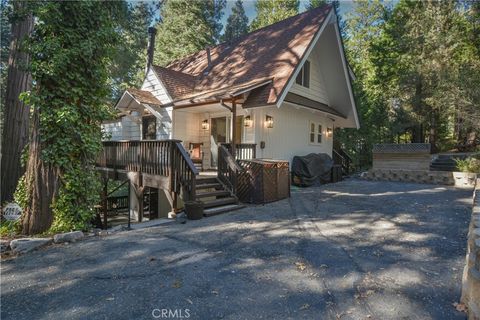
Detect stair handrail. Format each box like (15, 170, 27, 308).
(218, 145, 242, 195)
(172, 141, 199, 201)
(333, 148, 351, 175)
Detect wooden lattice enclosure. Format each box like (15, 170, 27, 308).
(237, 159, 290, 204)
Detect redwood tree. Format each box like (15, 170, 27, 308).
(1, 1, 33, 204)
(19, 1, 123, 234)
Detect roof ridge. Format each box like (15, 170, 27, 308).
(166, 3, 333, 69)
(218, 3, 333, 47)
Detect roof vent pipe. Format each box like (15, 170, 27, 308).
(204, 46, 212, 75)
(146, 27, 157, 73)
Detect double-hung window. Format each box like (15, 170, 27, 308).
(309, 122, 322, 144)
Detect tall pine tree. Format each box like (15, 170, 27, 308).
(109, 2, 155, 100)
(154, 0, 225, 66)
(221, 0, 249, 43)
(250, 0, 299, 31)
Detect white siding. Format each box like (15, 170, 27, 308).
(156, 107, 173, 140)
(289, 43, 330, 105)
(141, 69, 174, 139)
(122, 113, 141, 140)
(102, 120, 123, 141)
(141, 69, 172, 104)
(252, 104, 334, 165)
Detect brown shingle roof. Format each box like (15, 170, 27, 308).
(159, 4, 333, 107)
(151, 66, 195, 99)
(126, 88, 162, 106)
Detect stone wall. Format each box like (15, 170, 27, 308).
(361, 169, 477, 188)
(461, 178, 480, 319)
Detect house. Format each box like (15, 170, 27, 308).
(98, 4, 359, 222)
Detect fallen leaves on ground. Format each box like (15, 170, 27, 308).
(295, 261, 307, 271)
(172, 280, 182, 288)
(299, 303, 310, 310)
(452, 302, 467, 313)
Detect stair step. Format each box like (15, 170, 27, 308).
(203, 204, 246, 217)
(196, 190, 231, 199)
(202, 197, 237, 209)
(196, 177, 219, 183)
(196, 182, 223, 190)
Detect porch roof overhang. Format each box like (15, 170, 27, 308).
(115, 88, 163, 119)
(170, 78, 273, 110)
(283, 92, 347, 119)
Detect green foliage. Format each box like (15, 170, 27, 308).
(154, 0, 225, 66)
(13, 175, 27, 210)
(337, 0, 480, 169)
(221, 0, 249, 42)
(250, 0, 299, 31)
(306, 0, 327, 10)
(0, 220, 20, 237)
(456, 154, 480, 173)
(108, 2, 155, 101)
(19, 1, 123, 232)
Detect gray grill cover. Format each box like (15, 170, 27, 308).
(292, 153, 333, 186)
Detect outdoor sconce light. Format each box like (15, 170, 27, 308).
(326, 127, 333, 137)
(244, 115, 253, 128)
(265, 115, 273, 128)
(201, 119, 209, 130)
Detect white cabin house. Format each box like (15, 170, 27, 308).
(99, 4, 359, 222)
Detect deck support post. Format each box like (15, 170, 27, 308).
(231, 99, 237, 158)
(102, 178, 108, 230)
(130, 173, 145, 222)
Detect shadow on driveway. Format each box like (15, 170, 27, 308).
(1, 179, 472, 320)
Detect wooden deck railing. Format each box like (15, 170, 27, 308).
(217, 145, 243, 195)
(221, 143, 256, 160)
(333, 148, 352, 175)
(96, 140, 198, 201)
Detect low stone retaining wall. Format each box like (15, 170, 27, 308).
(462, 178, 480, 319)
(361, 169, 477, 188)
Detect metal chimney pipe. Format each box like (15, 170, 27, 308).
(203, 46, 212, 75)
(146, 27, 157, 72)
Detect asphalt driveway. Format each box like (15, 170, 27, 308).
(1, 180, 472, 320)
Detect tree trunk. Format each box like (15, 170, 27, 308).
(21, 109, 59, 235)
(429, 110, 439, 154)
(1, 2, 33, 203)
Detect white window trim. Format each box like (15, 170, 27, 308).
(309, 120, 323, 145)
(296, 60, 310, 88)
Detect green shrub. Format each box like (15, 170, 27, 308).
(456, 153, 480, 173)
(0, 220, 20, 237)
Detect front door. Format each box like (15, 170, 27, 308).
(210, 117, 227, 167)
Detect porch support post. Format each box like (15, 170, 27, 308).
(231, 99, 237, 158)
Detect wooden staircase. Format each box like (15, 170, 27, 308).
(195, 176, 245, 217)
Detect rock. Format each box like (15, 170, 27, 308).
(98, 230, 109, 236)
(10, 238, 52, 254)
(53, 231, 84, 243)
(1, 239, 11, 253)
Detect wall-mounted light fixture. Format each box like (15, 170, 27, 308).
(244, 115, 253, 128)
(265, 115, 273, 128)
(326, 127, 333, 137)
(201, 119, 209, 130)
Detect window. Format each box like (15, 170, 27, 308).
(309, 121, 322, 144)
(295, 60, 310, 88)
(142, 115, 157, 140)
